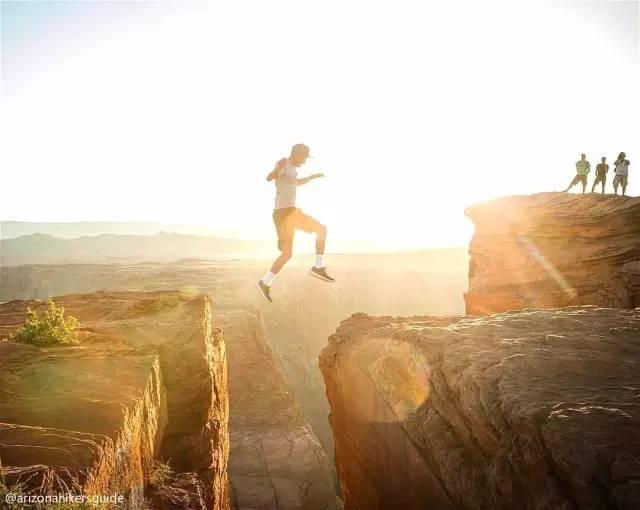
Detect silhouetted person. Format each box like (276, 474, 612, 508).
(256, 143, 335, 303)
(613, 152, 630, 196)
(564, 153, 590, 193)
(592, 156, 609, 194)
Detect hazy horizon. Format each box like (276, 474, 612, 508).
(2, 0, 638, 250)
(0, 220, 472, 256)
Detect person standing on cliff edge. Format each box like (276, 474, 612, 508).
(564, 153, 590, 193)
(613, 152, 630, 196)
(256, 143, 335, 303)
(591, 156, 609, 194)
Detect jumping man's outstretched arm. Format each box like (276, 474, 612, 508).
(297, 173, 325, 186)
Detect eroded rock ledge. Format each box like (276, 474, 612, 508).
(465, 193, 640, 314)
(0, 291, 229, 510)
(320, 308, 640, 510)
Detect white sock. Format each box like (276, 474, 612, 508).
(262, 271, 275, 287)
(315, 255, 324, 269)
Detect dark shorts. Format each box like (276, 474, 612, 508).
(593, 174, 606, 184)
(570, 174, 587, 187)
(273, 207, 324, 251)
(613, 174, 628, 187)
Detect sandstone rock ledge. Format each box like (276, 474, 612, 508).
(0, 291, 229, 510)
(320, 307, 640, 510)
(0, 343, 165, 508)
(465, 193, 640, 314)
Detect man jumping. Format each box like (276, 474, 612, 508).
(256, 143, 334, 303)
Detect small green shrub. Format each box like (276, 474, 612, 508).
(11, 300, 79, 346)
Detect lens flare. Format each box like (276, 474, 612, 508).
(517, 235, 577, 299)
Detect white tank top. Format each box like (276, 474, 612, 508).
(274, 160, 298, 210)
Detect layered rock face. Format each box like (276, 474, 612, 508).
(257, 257, 466, 471)
(321, 308, 640, 510)
(0, 343, 166, 508)
(220, 311, 337, 510)
(0, 291, 229, 510)
(465, 193, 640, 314)
(0, 256, 467, 509)
(0, 286, 337, 509)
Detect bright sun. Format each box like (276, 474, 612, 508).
(2, 0, 638, 251)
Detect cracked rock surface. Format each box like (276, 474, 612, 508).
(465, 193, 640, 314)
(320, 307, 640, 510)
(0, 291, 229, 510)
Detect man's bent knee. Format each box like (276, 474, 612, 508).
(316, 224, 327, 240)
(280, 248, 293, 261)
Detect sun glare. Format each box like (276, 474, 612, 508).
(1, 0, 638, 250)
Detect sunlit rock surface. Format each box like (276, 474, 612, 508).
(320, 308, 640, 510)
(0, 256, 466, 508)
(465, 193, 640, 314)
(262, 257, 466, 456)
(0, 343, 165, 508)
(0, 292, 229, 510)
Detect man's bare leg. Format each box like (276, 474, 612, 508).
(316, 226, 326, 256)
(270, 248, 292, 275)
(309, 225, 335, 282)
(313, 225, 327, 267)
(257, 246, 292, 303)
(564, 176, 577, 192)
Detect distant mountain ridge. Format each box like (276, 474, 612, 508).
(0, 231, 269, 265)
(1, 222, 469, 266)
(1, 221, 222, 240)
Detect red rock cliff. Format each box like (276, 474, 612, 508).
(0, 291, 229, 510)
(320, 309, 640, 510)
(465, 193, 640, 314)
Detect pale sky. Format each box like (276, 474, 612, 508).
(1, 0, 639, 250)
